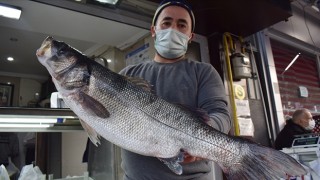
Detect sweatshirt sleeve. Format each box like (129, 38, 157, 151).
(197, 64, 231, 134)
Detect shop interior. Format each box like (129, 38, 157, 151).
(0, 0, 319, 179)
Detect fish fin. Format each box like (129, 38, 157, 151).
(126, 76, 153, 92)
(303, 163, 320, 179)
(79, 92, 110, 119)
(220, 142, 307, 179)
(158, 151, 184, 175)
(79, 119, 101, 146)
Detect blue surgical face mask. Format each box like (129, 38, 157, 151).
(154, 28, 190, 59)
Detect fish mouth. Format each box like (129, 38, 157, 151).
(36, 36, 53, 57)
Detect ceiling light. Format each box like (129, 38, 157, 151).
(7, 57, 14, 61)
(312, 5, 319, 12)
(0, 3, 22, 20)
(95, 0, 119, 5)
(107, 59, 112, 63)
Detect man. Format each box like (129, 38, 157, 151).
(119, 0, 231, 179)
(0, 132, 20, 177)
(274, 108, 315, 150)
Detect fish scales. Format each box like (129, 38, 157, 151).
(88, 63, 228, 160)
(72, 65, 184, 156)
(112, 76, 216, 142)
(36, 37, 308, 179)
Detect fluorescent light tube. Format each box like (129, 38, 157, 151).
(95, 0, 119, 5)
(312, 5, 319, 12)
(0, 118, 58, 123)
(0, 3, 22, 20)
(0, 124, 52, 128)
(281, 53, 301, 75)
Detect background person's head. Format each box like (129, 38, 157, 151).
(292, 108, 315, 130)
(151, 0, 195, 61)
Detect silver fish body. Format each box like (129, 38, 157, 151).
(36, 37, 307, 179)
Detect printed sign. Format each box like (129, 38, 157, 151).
(234, 84, 245, 100)
(125, 43, 150, 66)
(235, 99, 254, 136)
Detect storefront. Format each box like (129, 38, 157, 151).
(0, 0, 319, 179)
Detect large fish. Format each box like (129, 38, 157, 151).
(36, 37, 306, 179)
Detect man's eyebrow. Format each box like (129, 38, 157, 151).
(161, 17, 189, 24)
(177, 19, 188, 24)
(162, 16, 173, 21)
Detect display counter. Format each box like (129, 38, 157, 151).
(0, 107, 123, 179)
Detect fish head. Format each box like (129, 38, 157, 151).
(36, 36, 91, 94)
(36, 36, 82, 77)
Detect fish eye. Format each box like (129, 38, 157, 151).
(57, 49, 64, 56)
(57, 44, 68, 56)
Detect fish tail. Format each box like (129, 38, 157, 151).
(221, 143, 307, 179)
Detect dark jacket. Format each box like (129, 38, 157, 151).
(274, 119, 311, 150)
(0, 133, 19, 166)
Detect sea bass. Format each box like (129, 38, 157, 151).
(36, 37, 306, 179)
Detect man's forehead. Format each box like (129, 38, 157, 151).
(157, 6, 191, 22)
(303, 111, 312, 118)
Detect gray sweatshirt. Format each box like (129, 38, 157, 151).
(119, 59, 230, 180)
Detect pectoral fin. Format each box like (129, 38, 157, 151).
(158, 151, 184, 175)
(80, 119, 101, 146)
(78, 92, 110, 119)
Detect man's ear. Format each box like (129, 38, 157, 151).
(151, 26, 156, 37)
(189, 33, 194, 43)
(298, 118, 305, 126)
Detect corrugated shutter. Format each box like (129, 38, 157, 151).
(271, 39, 320, 115)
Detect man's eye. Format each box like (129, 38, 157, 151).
(178, 23, 187, 29)
(162, 21, 171, 26)
(163, 20, 170, 24)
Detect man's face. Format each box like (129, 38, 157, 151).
(151, 5, 193, 38)
(300, 111, 313, 128)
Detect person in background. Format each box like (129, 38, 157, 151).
(23, 132, 36, 165)
(119, 0, 231, 179)
(0, 92, 8, 107)
(0, 132, 20, 179)
(274, 108, 315, 150)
